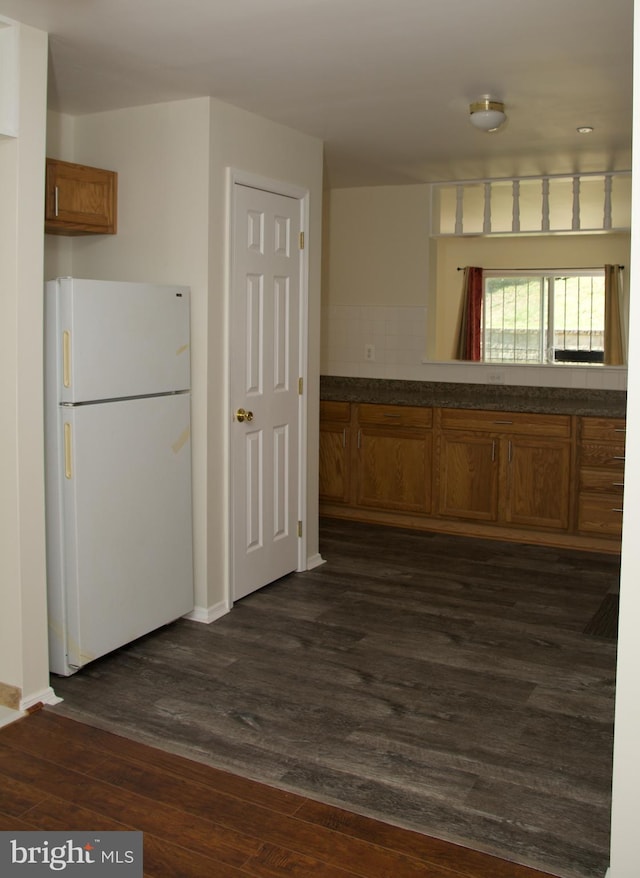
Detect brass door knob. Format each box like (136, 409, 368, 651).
(235, 408, 254, 423)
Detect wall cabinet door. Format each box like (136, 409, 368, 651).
(438, 432, 499, 521)
(45, 158, 117, 235)
(505, 437, 571, 529)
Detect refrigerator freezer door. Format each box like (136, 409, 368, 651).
(52, 393, 194, 675)
(49, 278, 191, 403)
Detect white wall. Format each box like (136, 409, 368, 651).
(0, 21, 51, 708)
(607, 3, 640, 873)
(322, 184, 630, 391)
(44, 95, 324, 623)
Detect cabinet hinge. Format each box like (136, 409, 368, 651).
(299, 231, 305, 250)
(297, 520, 303, 538)
(298, 377, 303, 395)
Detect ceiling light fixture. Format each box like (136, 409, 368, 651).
(469, 96, 507, 133)
(577, 126, 594, 135)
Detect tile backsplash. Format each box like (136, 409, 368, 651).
(321, 304, 628, 391)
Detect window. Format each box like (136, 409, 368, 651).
(482, 270, 605, 364)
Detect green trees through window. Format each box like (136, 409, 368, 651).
(482, 272, 605, 364)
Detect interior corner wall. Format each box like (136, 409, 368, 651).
(0, 21, 49, 706)
(48, 97, 213, 615)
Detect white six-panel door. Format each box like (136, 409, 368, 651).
(231, 183, 302, 601)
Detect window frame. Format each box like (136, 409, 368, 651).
(481, 268, 606, 365)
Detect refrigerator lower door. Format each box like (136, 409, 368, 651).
(52, 393, 193, 675)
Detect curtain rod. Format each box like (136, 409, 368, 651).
(456, 265, 623, 271)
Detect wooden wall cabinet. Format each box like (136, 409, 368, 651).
(355, 404, 433, 514)
(577, 417, 626, 538)
(438, 409, 572, 531)
(45, 158, 117, 235)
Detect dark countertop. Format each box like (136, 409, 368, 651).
(320, 376, 627, 418)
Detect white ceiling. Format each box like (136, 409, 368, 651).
(0, 0, 633, 187)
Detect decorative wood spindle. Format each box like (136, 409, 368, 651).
(483, 182, 492, 233)
(603, 174, 613, 230)
(541, 177, 550, 232)
(572, 175, 581, 230)
(455, 185, 464, 235)
(512, 180, 520, 232)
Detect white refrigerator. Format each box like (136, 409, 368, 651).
(44, 277, 194, 677)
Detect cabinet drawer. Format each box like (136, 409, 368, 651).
(440, 408, 571, 438)
(581, 417, 626, 441)
(580, 469, 625, 494)
(357, 404, 432, 428)
(579, 443, 625, 469)
(320, 400, 350, 422)
(578, 494, 624, 536)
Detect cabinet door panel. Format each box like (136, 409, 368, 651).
(45, 158, 117, 234)
(578, 494, 624, 536)
(319, 425, 350, 504)
(507, 438, 571, 529)
(438, 433, 498, 521)
(357, 429, 431, 513)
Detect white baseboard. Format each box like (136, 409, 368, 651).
(306, 553, 326, 570)
(20, 685, 62, 712)
(184, 599, 230, 625)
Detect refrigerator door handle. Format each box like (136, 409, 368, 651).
(63, 330, 71, 388)
(64, 423, 73, 479)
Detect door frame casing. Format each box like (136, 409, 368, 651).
(225, 168, 310, 606)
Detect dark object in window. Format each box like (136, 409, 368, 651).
(554, 349, 604, 363)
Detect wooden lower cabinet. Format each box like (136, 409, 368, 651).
(438, 432, 498, 521)
(506, 436, 571, 529)
(577, 417, 626, 538)
(438, 409, 572, 532)
(319, 401, 351, 504)
(357, 427, 432, 513)
(319, 401, 622, 553)
(356, 404, 433, 513)
(438, 430, 571, 530)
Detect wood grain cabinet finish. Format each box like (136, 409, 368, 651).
(355, 404, 433, 514)
(438, 409, 572, 531)
(45, 158, 117, 235)
(319, 400, 622, 553)
(577, 417, 625, 538)
(319, 401, 352, 504)
(438, 431, 499, 521)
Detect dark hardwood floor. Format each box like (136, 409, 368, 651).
(29, 519, 619, 878)
(0, 709, 555, 878)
